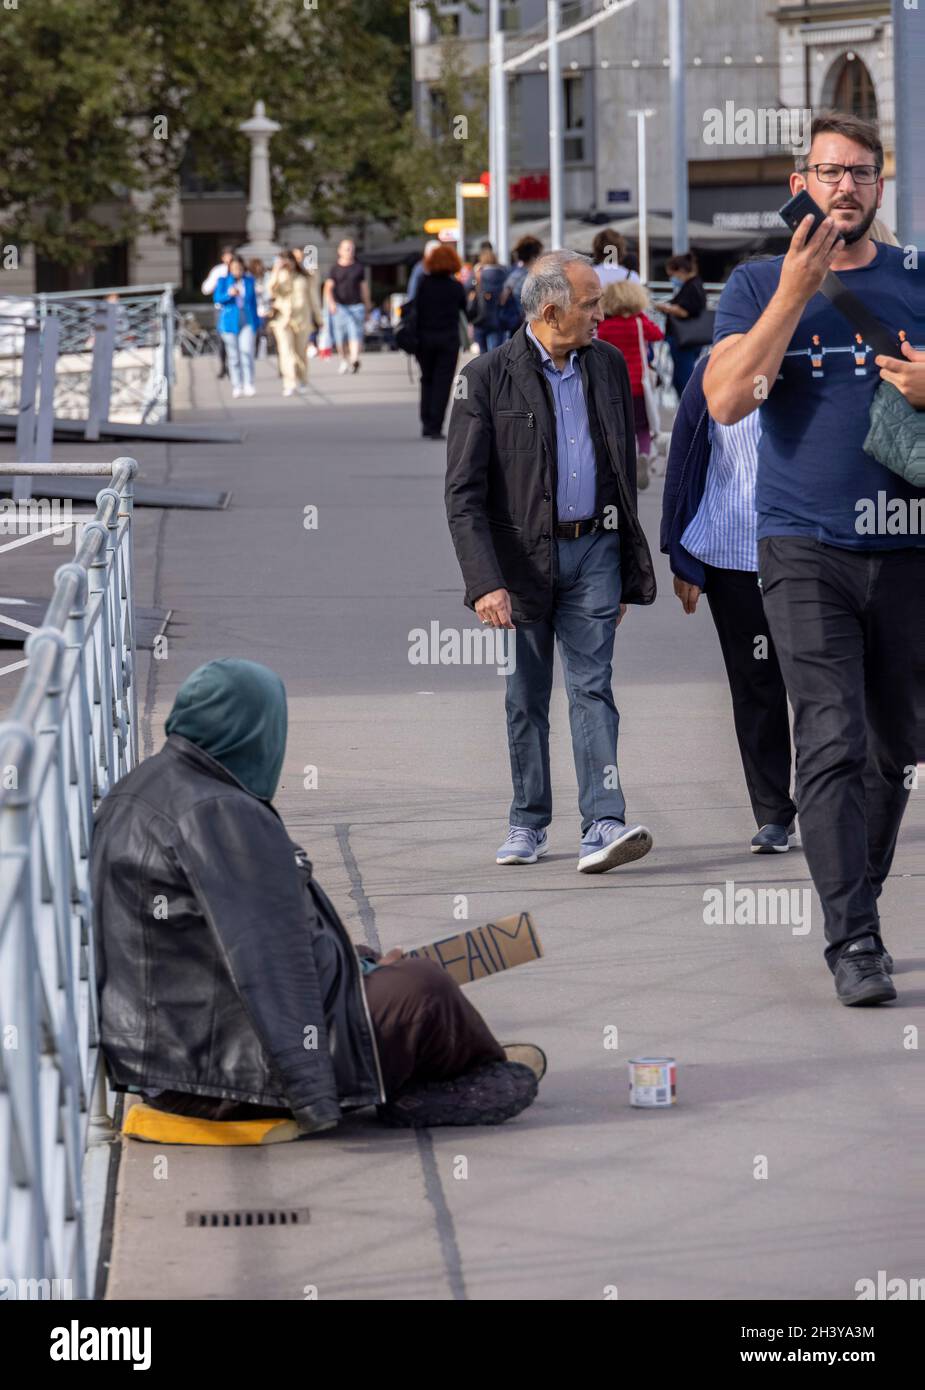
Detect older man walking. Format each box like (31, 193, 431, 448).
(445, 250, 656, 872)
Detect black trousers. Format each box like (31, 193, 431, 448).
(417, 343, 459, 435)
(704, 562, 796, 828)
(758, 537, 924, 969)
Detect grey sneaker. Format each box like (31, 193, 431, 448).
(750, 822, 798, 854)
(496, 826, 549, 865)
(578, 820, 653, 874)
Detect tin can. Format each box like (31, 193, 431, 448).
(628, 1057, 676, 1108)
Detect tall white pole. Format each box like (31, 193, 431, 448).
(547, 0, 564, 248)
(668, 0, 688, 254)
(636, 111, 650, 284)
(495, 29, 509, 263)
(892, 0, 925, 248)
(455, 182, 466, 261)
(488, 0, 500, 250)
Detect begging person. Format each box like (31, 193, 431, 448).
(91, 659, 543, 1130)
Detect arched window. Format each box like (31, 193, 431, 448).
(831, 55, 878, 123)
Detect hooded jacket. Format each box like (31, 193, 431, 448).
(91, 660, 384, 1128)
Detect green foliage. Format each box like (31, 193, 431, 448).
(0, 0, 488, 270)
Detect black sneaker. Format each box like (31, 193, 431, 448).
(834, 935, 897, 1006)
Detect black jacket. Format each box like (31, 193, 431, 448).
(415, 273, 466, 348)
(91, 735, 384, 1128)
(445, 324, 657, 622)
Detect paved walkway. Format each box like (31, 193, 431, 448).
(99, 349, 923, 1301)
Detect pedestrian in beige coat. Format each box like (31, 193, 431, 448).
(268, 252, 323, 395)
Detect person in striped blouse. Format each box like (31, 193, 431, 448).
(662, 357, 798, 853)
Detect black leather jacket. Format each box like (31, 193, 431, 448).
(90, 734, 385, 1127)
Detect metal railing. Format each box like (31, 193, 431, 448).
(0, 285, 176, 428)
(0, 458, 138, 1297)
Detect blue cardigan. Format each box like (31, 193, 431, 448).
(214, 274, 259, 335)
(659, 355, 712, 590)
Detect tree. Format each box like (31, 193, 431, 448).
(0, 0, 480, 273)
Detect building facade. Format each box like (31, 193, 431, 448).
(411, 0, 896, 264)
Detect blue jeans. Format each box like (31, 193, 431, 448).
(221, 326, 255, 390)
(332, 302, 365, 347)
(669, 340, 701, 398)
(505, 528, 626, 833)
(475, 327, 505, 353)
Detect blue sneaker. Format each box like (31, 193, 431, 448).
(750, 823, 798, 854)
(577, 820, 653, 874)
(496, 826, 549, 865)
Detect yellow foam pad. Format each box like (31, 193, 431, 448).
(122, 1101, 301, 1146)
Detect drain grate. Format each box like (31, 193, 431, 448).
(185, 1207, 310, 1229)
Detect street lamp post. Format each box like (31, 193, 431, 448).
(892, 0, 925, 250)
(488, 0, 498, 250)
(629, 109, 655, 284)
(547, 0, 564, 249)
(456, 182, 467, 262)
(492, 10, 509, 262)
(668, 0, 688, 254)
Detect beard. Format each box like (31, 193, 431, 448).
(829, 202, 878, 246)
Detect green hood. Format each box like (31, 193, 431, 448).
(165, 659, 288, 801)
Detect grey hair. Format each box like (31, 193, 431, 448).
(520, 249, 592, 321)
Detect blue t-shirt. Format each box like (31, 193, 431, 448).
(713, 243, 925, 549)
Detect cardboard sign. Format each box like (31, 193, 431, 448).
(404, 912, 543, 987)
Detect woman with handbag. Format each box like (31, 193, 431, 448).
(268, 251, 322, 397)
(596, 279, 664, 490)
(661, 251, 708, 397)
(412, 243, 467, 440)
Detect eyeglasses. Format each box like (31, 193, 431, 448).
(805, 163, 881, 185)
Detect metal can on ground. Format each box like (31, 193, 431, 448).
(628, 1057, 676, 1108)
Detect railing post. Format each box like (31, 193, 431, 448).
(110, 459, 139, 769)
(84, 303, 116, 443)
(26, 626, 89, 1295)
(0, 726, 47, 1283)
(13, 320, 41, 501)
(81, 519, 115, 800)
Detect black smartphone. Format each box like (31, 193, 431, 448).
(778, 190, 832, 241)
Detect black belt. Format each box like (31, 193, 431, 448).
(556, 516, 603, 540)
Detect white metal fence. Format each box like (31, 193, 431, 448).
(0, 458, 138, 1297)
(0, 285, 175, 430)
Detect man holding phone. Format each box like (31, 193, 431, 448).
(704, 110, 925, 1006)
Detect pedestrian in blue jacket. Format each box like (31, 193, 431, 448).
(214, 256, 259, 397)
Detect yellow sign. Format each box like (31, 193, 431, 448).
(424, 218, 459, 233)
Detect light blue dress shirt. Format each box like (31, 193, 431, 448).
(526, 324, 597, 521)
(680, 410, 762, 572)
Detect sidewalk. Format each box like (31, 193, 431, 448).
(103, 349, 924, 1301)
